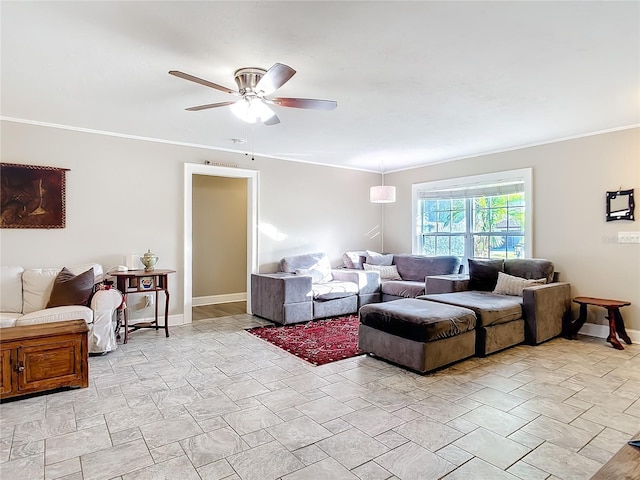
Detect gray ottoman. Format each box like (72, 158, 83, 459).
(358, 298, 477, 373)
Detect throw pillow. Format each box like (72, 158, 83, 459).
(46, 267, 95, 308)
(294, 268, 332, 284)
(468, 258, 504, 291)
(493, 271, 546, 296)
(363, 263, 402, 280)
(365, 250, 394, 266)
(342, 250, 367, 269)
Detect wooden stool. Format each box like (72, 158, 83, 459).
(569, 297, 632, 350)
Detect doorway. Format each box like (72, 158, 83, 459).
(183, 164, 258, 324)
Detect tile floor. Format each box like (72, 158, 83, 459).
(1, 311, 639, 480)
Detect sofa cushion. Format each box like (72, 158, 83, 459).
(22, 268, 60, 314)
(15, 305, 93, 326)
(313, 294, 358, 318)
(342, 251, 367, 270)
(363, 263, 401, 280)
(381, 280, 425, 298)
(312, 281, 358, 301)
(365, 250, 394, 266)
(71, 263, 103, 283)
(504, 259, 554, 284)
(468, 259, 504, 291)
(359, 298, 476, 343)
(295, 268, 332, 284)
(393, 255, 461, 281)
(493, 271, 546, 296)
(420, 291, 522, 327)
(47, 267, 95, 308)
(279, 252, 333, 282)
(1, 266, 24, 313)
(332, 269, 380, 295)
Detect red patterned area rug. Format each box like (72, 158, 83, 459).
(247, 315, 364, 366)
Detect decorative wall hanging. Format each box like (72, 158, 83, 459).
(1, 163, 70, 228)
(606, 188, 635, 222)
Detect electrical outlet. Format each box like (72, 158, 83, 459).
(618, 232, 640, 244)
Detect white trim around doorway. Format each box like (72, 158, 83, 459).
(183, 163, 258, 324)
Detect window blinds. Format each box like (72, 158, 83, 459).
(417, 180, 524, 200)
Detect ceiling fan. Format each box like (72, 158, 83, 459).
(169, 63, 337, 125)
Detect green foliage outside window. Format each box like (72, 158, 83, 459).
(419, 193, 525, 259)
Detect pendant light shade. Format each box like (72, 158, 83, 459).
(370, 185, 396, 203)
(370, 158, 396, 203)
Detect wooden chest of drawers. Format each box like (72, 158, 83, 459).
(1, 320, 88, 400)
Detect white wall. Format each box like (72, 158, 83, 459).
(384, 128, 640, 331)
(0, 120, 383, 322)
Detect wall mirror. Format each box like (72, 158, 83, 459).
(606, 188, 635, 222)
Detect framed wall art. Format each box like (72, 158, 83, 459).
(606, 188, 635, 222)
(0, 163, 70, 229)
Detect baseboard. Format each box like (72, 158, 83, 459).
(192, 293, 246, 306)
(578, 322, 640, 342)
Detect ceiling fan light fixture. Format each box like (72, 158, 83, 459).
(230, 98, 255, 123)
(370, 185, 396, 203)
(230, 97, 275, 124)
(251, 99, 276, 122)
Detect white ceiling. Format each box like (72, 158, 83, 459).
(1, 1, 638, 172)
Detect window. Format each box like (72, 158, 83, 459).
(412, 169, 532, 270)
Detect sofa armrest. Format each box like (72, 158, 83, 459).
(89, 288, 122, 353)
(425, 274, 470, 294)
(251, 273, 313, 324)
(331, 269, 380, 294)
(90, 288, 122, 311)
(522, 282, 571, 345)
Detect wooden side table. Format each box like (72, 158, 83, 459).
(569, 296, 632, 350)
(110, 269, 175, 344)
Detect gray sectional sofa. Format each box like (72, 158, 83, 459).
(251, 251, 571, 369)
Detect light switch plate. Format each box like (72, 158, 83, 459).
(618, 232, 640, 244)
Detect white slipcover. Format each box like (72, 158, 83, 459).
(90, 289, 122, 354)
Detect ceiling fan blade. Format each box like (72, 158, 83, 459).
(185, 101, 236, 111)
(169, 70, 239, 96)
(263, 114, 281, 126)
(270, 97, 337, 110)
(255, 63, 296, 95)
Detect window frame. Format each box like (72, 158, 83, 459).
(412, 168, 533, 267)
